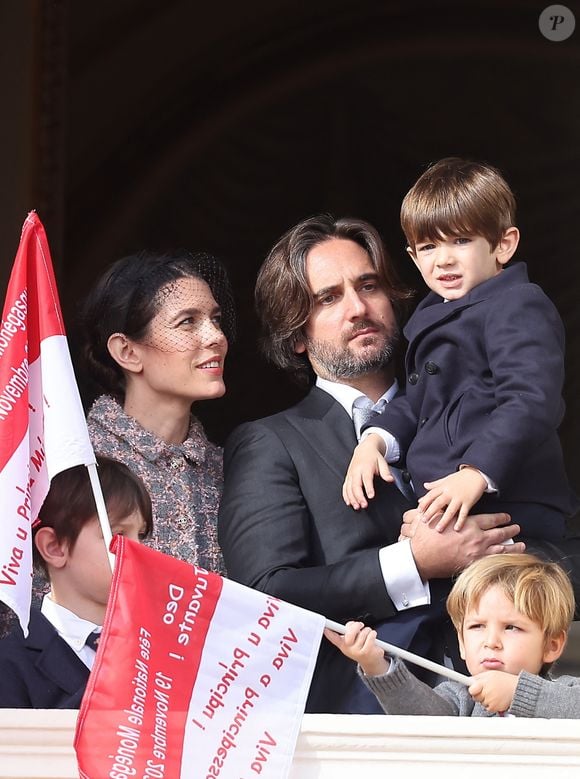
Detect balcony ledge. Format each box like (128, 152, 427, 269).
(1, 710, 579, 778)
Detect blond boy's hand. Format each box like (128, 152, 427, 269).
(343, 433, 394, 510)
(468, 670, 518, 714)
(324, 621, 390, 677)
(418, 467, 487, 532)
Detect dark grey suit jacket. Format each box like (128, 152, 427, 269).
(218, 386, 436, 712)
(0, 609, 89, 708)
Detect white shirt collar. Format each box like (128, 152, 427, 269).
(316, 376, 399, 419)
(41, 594, 101, 659)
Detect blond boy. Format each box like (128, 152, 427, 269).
(326, 554, 580, 717)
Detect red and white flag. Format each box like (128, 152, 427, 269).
(0, 212, 95, 634)
(75, 537, 324, 779)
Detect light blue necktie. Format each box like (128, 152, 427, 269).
(352, 397, 414, 501)
(352, 397, 386, 441)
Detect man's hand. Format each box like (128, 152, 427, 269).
(419, 467, 487, 532)
(469, 671, 518, 714)
(400, 509, 525, 580)
(398, 508, 422, 542)
(343, 434, 393, 510)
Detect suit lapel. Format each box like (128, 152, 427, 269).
(406, 262, 529, 343)
(404, 292, 470, 342)
(285, 387, 414, 515)
(27, 611, 90, 694)
(286, 387, 358, 481)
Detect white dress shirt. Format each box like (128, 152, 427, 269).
(41, 595, 101, 670)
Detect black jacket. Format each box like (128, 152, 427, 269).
(0, 609, 89, 708)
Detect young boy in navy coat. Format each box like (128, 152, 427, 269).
(343, 157, 578, 540)
(0, 456, 152, 708)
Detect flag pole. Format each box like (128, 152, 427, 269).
(87, 463, 115, 571)
(0, 211, 105, 635)
(324, 618, 471, 686)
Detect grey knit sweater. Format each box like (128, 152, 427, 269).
(359, 657, 580, 718)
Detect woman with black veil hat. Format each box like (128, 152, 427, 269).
(81, 250, 235, 573)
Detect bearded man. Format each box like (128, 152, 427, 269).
(218, 214, 526, 713)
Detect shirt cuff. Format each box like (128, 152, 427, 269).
(362, 427, 401, 462)
(459, 464, 498, 493)
(379, 539, 430, 611)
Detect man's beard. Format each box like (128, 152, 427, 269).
(305, 321, 400, 380)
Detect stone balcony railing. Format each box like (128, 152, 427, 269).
(1, 710, 580, 778)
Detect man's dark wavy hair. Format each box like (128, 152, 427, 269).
(255, 214, 412, 385)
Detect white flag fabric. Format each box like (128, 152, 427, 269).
(0, 212, 96, 635)
(75, 537, 325, 779)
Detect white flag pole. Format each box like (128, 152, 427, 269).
(324, 618, 471, 686)
(87, 462, 115, 571)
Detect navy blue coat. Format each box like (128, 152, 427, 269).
(370, 262, 579, 537)
(0, 609, 89, 708)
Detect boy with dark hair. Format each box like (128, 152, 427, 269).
(325, 554, 580, 717)
(0, 456, 152, 708)
(344, 157, 578, 539)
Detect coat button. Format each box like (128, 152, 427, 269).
(402, 470, 412, 483)
(419, 417, 428, 427)
(425, 361, 439, 375)
(408, 372, 419, 385)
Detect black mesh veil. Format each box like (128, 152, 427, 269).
(81, 249, 235, 399)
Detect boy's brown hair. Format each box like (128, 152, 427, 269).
(401, 157, 517, 252)
(33, 455, 153, 577)
(447, 554, 575, 643)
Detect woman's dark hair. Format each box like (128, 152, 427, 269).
(33, 455, 153, 577)
(81, 250, 235, 400)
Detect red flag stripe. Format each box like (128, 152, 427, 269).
(0, 212, 95, 636)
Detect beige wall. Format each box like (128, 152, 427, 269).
(1, 710, 580, 778)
